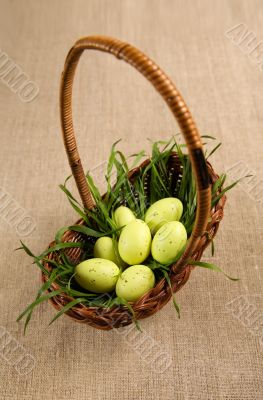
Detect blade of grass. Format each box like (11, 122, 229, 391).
(163, 270, 180, 318)
(211, 175, 252, 207)
(37, 242, 84, 260)
(17, 290, 63, 322)
(114, 297, 142, 332)
(49, 298, 87, 325)
(188, 260, 239, 281)
(206, 142, 222, 159)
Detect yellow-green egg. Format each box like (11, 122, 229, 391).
(114, 206, 136, 229)
(151, 221, 187, 264)
(145, 197, 183, 234)
(94, 237, 119, 264)
(116, 265, 155, 302)
(118, 219, 151, 265)
(74, 258, 120, 293)
(94, 236, 127, 270)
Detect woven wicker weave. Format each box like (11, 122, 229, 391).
(42, 36, 225, 330)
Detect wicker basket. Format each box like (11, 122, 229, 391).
(42, 36, 226, 330)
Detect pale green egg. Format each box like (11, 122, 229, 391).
(118, 219, 151, 265)
(151, 221, 187, 264)
(116, 265, 155, 302)
(74, 258, 120, 293)
(114, 206, 136, 229)
(94, 236, 126, 270)
(145, 197, 183, 234)
(94, 237, 119, 264)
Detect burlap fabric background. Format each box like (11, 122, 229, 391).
(0, 0, 262, 399)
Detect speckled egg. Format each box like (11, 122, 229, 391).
(116, 265, 155, 302)
(114, 206, 136, 229)
(93, 237, 119, 263)
(151, 221, 187, 264)
(118, 219, 151, 265)
(145, 197, 183, 234)
(75, 258, 120, 293)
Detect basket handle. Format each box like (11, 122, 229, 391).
(60, 36, 211, 270)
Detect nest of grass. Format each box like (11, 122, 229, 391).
(18, 137, 239, 332)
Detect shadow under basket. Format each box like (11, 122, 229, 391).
(40, 36, 226, 330)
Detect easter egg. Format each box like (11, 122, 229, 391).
(75, 258, 120, 293)
(151, 221, 187, 264)
(114, 206, 136, 229)
(145, 197, 183, 234)
(116, 265, 155, 302)
(94, 237, 119, 264)
(94, 236, 127, 270)
(118, 219, 151, 265)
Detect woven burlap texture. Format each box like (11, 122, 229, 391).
(0, 0, 262, 399)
